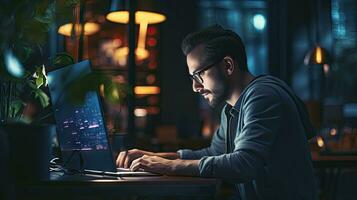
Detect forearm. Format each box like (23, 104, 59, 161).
(199, 151, 264, 181)
(172, 159, 200, 176)
(134, 150, 179, 159)
(153, 152, 180, 160)
(131, 155, 200, 176)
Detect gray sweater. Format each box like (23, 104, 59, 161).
(178, 75, 317, 200)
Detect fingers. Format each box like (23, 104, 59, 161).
(124, 152, 136, 168)
(116, 149, 155, 169)
(130, 157, 142, 172)
(116, 149, 142, 168)
(130, 155, 150, 172)
(116, 150, 127, 168)
(129, 156, 170, 174)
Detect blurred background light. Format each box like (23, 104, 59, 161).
(106, 11, 166, 24)
(4, 50, 25, 78)
(134, 86, 160, 95)
(58, 22, 100, 37)
(134, 108, 148, 117)
(253, 14, 266, 30)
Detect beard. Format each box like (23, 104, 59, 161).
(206, 78, 229, 108)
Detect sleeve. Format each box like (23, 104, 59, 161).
(198, 86, 282, 181)
(178, 107, 227, 160)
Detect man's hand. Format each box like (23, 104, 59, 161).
(130, 155, 200, 176)
(116, 149, 153, 168)
(116, 149, 180, 168)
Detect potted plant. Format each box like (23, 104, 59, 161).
(0, 0, 83, 123)
(0, 0, 78, 184)
(0, 0, 129, 183)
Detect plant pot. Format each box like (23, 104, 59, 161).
(0, 128, 11, 199)
(0, 123, 55, 183)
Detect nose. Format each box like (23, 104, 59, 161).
(192, 79, 203, 93)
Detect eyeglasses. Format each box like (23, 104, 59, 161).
(188, 59, 222, 84)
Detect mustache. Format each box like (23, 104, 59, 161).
(197, 89, 211, 95)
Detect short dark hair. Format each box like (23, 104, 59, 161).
(181, 24, 248, 71)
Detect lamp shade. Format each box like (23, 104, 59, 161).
(107, 11, 166, 24)
(58, 22, 100, 37)
(106, 0, 166, 24)
(304, 45, 331, 65)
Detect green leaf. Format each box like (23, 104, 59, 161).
(33, 89, 50, 108)
(33, 65, 48, 88)
(65, 0, 80, 7)
(53, 52, 75, 67)
(27, 80, 38, 90)
(35, 76, 44, 88)
(22, 46, 33, 62)
(34, 1, 55, 24)
(102, 81, 129, 104)
(22, 20, 48, 45)
(65, 72, 129, 105)
(9, 100, 24, 118)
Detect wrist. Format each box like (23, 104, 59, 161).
(154, 152, 180, 159)
(142, 150, 155, 156)
(172, 159, 200, 176)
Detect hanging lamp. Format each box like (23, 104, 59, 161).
(106, 0, 166, 61)
(304, 45, 331, 65)
(58, 22, 100, 37)
(57, 2, 100, 62)
(304, 0, 331, 66)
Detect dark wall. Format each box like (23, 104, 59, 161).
(268, 0, 306, 85)
(268, 0, 332, 87)
(159, 0, 200, 132)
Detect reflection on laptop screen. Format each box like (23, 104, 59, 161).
(55, 91, 108, 151)
(48, 60, 160, 176)
(48, 60, 109, 152)
(48, 60, 116, 172)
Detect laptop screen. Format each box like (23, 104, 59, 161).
(55, 91, 109, 151)
(47, 60, 116, 171)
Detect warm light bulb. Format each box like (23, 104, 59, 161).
(330, 128, 337, 136)
(135, 47, 149, 60)
(134, 86, 160, 95)
(315, 46, 322, 64)
(114, 47, 149, 61)
(317, 136, 324, 147)
(134, 108, 148, 117)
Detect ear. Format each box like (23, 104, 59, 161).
(223, 56, 235, 75)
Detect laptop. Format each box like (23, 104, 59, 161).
(47, 60, 158, 177)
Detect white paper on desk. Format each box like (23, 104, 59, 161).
(116, 167, 131, 172)
(116, 167, 160, 176)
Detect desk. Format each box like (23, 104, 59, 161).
(312, 152, 357, 200)
(312, 151, 357, 168)
(15, 173, 220, 200)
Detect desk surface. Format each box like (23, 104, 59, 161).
(312, 151, 357, 168)
(16, 173, 220, 200)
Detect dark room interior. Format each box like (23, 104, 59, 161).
(1, 0, 357, 199)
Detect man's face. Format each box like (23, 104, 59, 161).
(186, 45, 229, 107)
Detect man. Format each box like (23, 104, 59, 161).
(116, 25, 317, 199)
